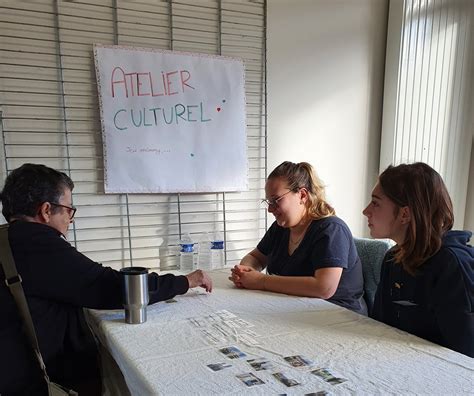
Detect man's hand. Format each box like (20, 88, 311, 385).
(185, 270, 213, 292)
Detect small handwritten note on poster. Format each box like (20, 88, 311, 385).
(94, 45, 248, 193)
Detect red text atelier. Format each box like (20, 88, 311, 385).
(111, 67, 195, 98)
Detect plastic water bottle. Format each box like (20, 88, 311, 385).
(179, 233, 194, 272)
(197, 232, 212, 270)
(210, 232, 225, 269)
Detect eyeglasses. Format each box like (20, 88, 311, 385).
(261, 189, 293, 208)
(50, 202, 77, 219)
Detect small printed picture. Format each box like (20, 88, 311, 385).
(311, 368, 347, 386)
(216, 309, 237, 320)
(272, 372, 300, 387)
(236, 372, 265, 387)
(247, 358, 275, 371)
(327, 377, 347, 385)
(242, 329, 259, 338)
(219, 346, 246, 359)
(207, 362, 232, 372)
(283, 355, 312, 367)
(165, 298, 177, 303)
(311, 368, 333, 381)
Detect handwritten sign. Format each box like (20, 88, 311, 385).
(94, 45, 248, 193)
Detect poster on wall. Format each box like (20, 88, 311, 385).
(93, 44, 248, 193)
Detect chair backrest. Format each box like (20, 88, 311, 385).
(354, 237, 393, 314)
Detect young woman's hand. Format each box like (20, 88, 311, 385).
(236, 270, 267, 290)
(228, 265, 255, 287)
(229, 265, 266, 290)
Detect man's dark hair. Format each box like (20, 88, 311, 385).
(0, 163, 74, 222)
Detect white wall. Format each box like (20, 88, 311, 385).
(267, 0, 389, 237)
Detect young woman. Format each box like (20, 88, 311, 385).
(229, 161, 366, 314)
(363, 162, 473, 357)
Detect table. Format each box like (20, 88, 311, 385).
(87, 269, 474, 395)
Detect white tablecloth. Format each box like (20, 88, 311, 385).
(87, 270, 474, 395)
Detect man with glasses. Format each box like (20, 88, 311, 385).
(0, 163, 212, 396)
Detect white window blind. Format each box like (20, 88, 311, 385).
(0, 0, 268, 270)
(381, 0, 474, 228)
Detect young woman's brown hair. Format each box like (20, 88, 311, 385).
(268, 161, 335, 219)
(379, 162, 454, 274)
